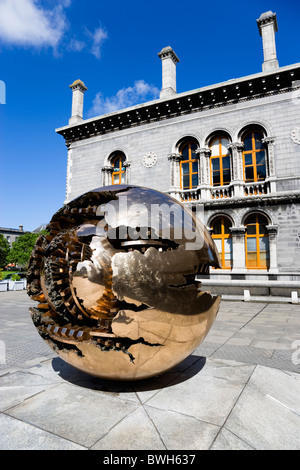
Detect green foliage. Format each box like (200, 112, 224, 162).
(0, 234, 10, 269)
(7, 231, 47, 270)
(11, 273, 21, 281)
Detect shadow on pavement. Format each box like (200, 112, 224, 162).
(51, 354, 207, 393)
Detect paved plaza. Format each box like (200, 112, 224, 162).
(0, 290, 300, 450)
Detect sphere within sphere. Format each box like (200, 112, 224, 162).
(27, 185, 221, 380)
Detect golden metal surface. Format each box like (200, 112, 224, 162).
(27, 185, 221, 380)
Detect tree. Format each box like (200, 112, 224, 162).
(0, 234, 10, 269)
(7, 231, 47, 270)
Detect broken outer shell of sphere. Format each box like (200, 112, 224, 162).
(27, 185, 221, 380)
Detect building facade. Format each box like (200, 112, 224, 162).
(56, 11, 300, 283)
(0, 225, 26, 248)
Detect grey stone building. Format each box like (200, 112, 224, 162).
(56, 11, 300, 285)
(0, 225, 27, 248)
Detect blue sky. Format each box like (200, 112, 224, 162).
(0, 0, 299, 232)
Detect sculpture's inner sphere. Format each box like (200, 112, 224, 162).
(27, 185, 221, 380)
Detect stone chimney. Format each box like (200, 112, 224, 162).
(158, 46, 179, 99)
(69, 79, 87, 125)
(257, 11, 279, 72)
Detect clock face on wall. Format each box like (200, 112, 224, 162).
(142, 152, 157, 168)
(291, 127, 300, 145)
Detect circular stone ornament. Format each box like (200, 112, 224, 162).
(291, 127, 300, 145)
(27, 185, 221, 381)
(142, 152, 157, 168)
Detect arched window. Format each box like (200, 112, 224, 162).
(112, 154, 126, 185)
(211, 216, 233, 269)
(179, 141, 198, 190)
(242, 130, 266, 183)
(245, 214, 269, 269)
(210, 136, 231, 187)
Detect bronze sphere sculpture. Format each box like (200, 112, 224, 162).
(27, 185, 221, 380)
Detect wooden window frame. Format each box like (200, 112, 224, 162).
(242, 131, 266, 183)
(210, 136, 231, 187)
(211, 216, 233, 270)
(179, 141, 198, 190)
(245, 214, 270, 269)
(112, 154, 126, 185)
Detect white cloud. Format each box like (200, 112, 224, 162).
(85, 25, 108, 59)
(88, 80, 160, 117)
(0, 0, 70, 49)
(68, 37, 86, 52)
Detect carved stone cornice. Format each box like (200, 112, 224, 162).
(69, 79, 88, 93)
(266, 224, 279, 235)
(57, 64, 300, 143)
(168, 153, 182, 162)
(158, 46, 179, 64)
(230, 226, 246, 236)
(195, 147, 211, 157)
(228, 142, 244, 151)
(262, 136, 275, 145)
(101, 166, 113, 173)
(256, 11, 278, 35)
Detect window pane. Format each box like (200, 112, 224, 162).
(181, 145, 189, 159)
(183, 175, 189, 188)
(244, 154, 253, 166)
(257, 165, 266, 180)
(221, 138, 229, 154)
(192, 173, 198, 188)
(258, 215, 268, 226)
(259, 237, 269, 252)
(211, 139, 220, 156)
(192, 161, 198, 173)
(223, 219, 231, 234)
(243, 134, 253, 151)
(254, 132, 263, 149)
(256, 151, 265, 165)
(223, 169, 231, 184)
(191, 143, 197, 157)
(212, 219, 222, 234)
(212, 172, 220, 186)
(113, 174, 120, 184)
(212, 158, 220, 170)
(247, 224, 256, 235)
(121, 173, 126, 183)
(182, 163, 189, 175)
(245, 167, 254, 181)
(247, 252, 257, 267)
(246, 215, 257, 225)
(224, 238, 232, 252)
(259, 225, 268, 236)
(247, 238, 257, 251)
(223, 156, 230, 170)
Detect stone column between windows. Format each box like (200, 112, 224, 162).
(195, 147, 211, 200)
(168, 153, 181, 200)
(228, 142, 244, 197)
(262, 136, 276, 192)
(230, 226, 246, 272)
(123, 161, 131, 184)
(266, 224, 278, 273)
(102, 166, 113, 186)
